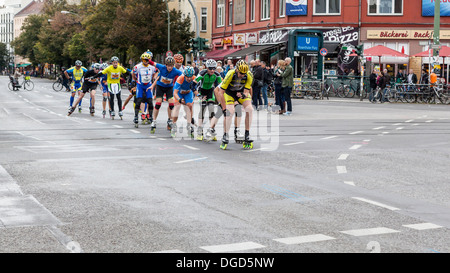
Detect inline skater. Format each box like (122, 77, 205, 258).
(171, 66, 197, 138)
(65, 60, 87, 113)
(131, 52, 157, 128)
(95, 56, 131, 120)
(99, 63, 111, 118)
(68, 63, 101, 116)
(147, 56, 183, 134)
(173, 54, 185, 74)
(217, 60, 254, 150)
(193, 59, 222, 141)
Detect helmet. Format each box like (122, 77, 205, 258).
(146, 50, 153, 59)
(184, 66, 195, 77)
(93, 63, 101, 70)
(101, 63, 109, 70)
(173, 54, 184, 64)
(205, 59, 217, 69)
(236, 60, 249, 74)
(111, 56, 119, 62)
(165, 56, 175, 65)
(141, 52, 151, 60)
(75, 60, 82, 66)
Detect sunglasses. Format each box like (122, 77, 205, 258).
(208, 67, 215, 70)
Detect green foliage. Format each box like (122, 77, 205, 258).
(11, 0, 195, 66)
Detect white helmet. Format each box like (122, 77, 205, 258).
(75, 60, 82, 66)
(111, 56, 119, 62)
(101, 63, 109, 70)
(205, 59, 217, 69)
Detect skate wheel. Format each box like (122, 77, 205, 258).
(135, 124, 139, 128)
(220, 144, 227, 150)
(197, 136, 203, 141)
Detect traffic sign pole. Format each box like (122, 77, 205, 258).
(320, 48, 328, 99)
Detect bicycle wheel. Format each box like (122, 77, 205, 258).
(53, 81, 63, 92)
(336, 85, 346, 98)
(344, 86, 355, 98)
(24, 81, 34, 91)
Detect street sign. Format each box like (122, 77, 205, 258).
(320, 48, 328, 56)
(166, 51, 173, 57)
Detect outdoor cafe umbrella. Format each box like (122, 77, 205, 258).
(363, 45, 409, 67)
(413, 45, 450, 80)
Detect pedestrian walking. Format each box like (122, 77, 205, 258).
(281, 57, 293, 115)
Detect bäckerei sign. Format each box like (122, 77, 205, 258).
(367, 30, 450, 39)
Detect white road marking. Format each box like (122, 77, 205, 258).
(274, 234, 335, 245)
(344, 181, 355, 186)
(321, 136, 338, 140)
(23, 113, 44, 124)
(352, 197, 400, 211)
(244, 148, 269, 152)
(113, 125, 123, 128)
(349, 145, 362, 150)
(349, 131, 364, 135)
(336, 166, 347, 174)
(200, 242, 265, 253)
(283, 141, 305, 146)
(402, 223, 443, 230)
(341, 227, 400, 237)
(183, 145, 199, 150)
(405, 119, 414, 123)
(373, 126, 385, 130)
(175, 157, 208, 164)
(130, 130, 140, 134)
(425, 120, 434, 123)
(338, 154, 349, 160)
(396, 127, 404, 130)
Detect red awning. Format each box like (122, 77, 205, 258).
(364, 45, 409, 57)
(204, 48, 241, 60)
(412, 45, 450, 57)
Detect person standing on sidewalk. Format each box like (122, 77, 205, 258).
(281, 57, 293, 115)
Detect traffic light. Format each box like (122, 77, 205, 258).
(199, 38, 208, 51)
(355, 44, 364, 56)
(190, 38, 200, 51)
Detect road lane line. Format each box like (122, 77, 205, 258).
(283, 141, 305, 146)
(349, 131, 364, 135)
(183, 145, 199, 150)
(341, 227, 400, 237)
(352, 197, 400, 211)
(130, 130, 140, 134)
(321, 136, 338, 140)
(175, 157, 208, 164)
(274, 234, 335, 245)
(349, 145, 362, 150)
(402, 223, 443, 230)
(336, 166, 347, 174)
(372, 126, 385, 130)
(338, 154, 349, 160)
(200, 242, 265, 253)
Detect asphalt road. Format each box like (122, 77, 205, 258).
(0, 76, 449, 254)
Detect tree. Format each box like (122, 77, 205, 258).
(0, 42, 8, 70)
(10, 15, 46, 66)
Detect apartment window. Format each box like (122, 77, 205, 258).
(229, 1, 233, 25)
(250, 0, 255, 22)
(217, 0, 225, 27)
(368, 0, 402, 15)
(279, 0, 286, 17)
(261, 0, 270, 20)
(314, 0, 340, 15)
(201, 7, 207, 32)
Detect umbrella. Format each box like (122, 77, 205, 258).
(364, 45, 409, 68)
(412, 45, 450, 57)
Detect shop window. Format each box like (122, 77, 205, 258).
(279, 0, 286, 17)
(368, 0, 403, 15)
(314, 0, 340, 15)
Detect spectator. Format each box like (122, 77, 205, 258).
(261, 61, 271, 109)
(192, 62, 199, 76)
(224, 59, 233, 74)
(252, 59, 265, 110)
(430, 69, 438, 85)
(369, 69, 378, 102)
(396, 69, 406, 83)
(274, 60, 285, 114)
(420, 69, 429, 84)
(216, 66, 225, 78)
(281, 57, 294, 115)
(377, 70, 388, 103)
(407, 69, 418, 84)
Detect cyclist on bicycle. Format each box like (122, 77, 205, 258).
(65, 60, 88, 112)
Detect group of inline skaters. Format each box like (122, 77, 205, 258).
(65, 51, 255, 150)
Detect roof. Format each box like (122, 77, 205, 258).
(15, 0, 45, 17)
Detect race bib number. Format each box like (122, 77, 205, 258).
(142, 75, 152, 83)
(111, 72, 120, 80)
(161, 76, 173, 85)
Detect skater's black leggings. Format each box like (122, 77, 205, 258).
(135, 96, 154, 117)
(109, 92, 122, 112)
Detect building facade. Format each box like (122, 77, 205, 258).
(211, 0, 450, 78)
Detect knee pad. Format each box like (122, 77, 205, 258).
(103, 97, 108, 102)
(223, 109, 232, 117)
(169, 103, 174, 110)
(155, 102, 162, 110)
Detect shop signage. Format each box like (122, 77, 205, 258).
(233, 33, 246, 46)
(367, 29, 450, 40)
(422, 0, 450, 16)
(296, 36, 319, 51)
(286, 0, 307, 16)
(259, 29, 289, 44)
(246, 32, 258, 44)
(222, 38, 233, 45)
